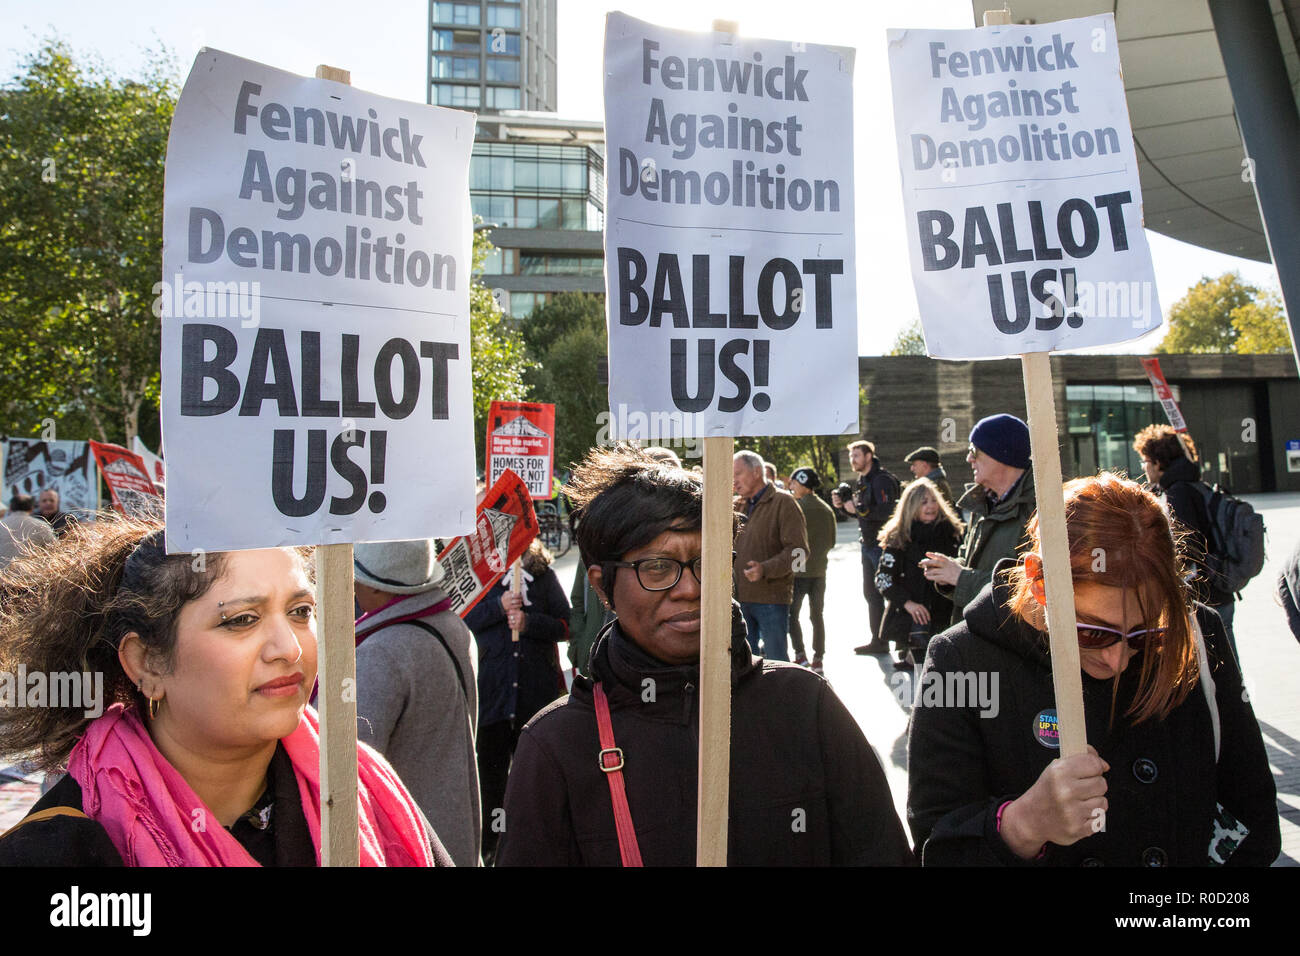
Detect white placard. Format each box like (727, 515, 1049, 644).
(161, 50, 476, 552)
(888, 14, 1161, 359)
(603, 13, 858, 438)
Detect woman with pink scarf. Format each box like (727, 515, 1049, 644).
(0, 518, 448, 866)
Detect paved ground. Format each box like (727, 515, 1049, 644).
(5, 492, 1298, 864)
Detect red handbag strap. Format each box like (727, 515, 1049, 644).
(593, 681, 643, 867)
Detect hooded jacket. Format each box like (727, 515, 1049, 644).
(907, 562, 1279, 867)
(495, 607, 912, 866)
(1156, 456, 1233, 606)
(940, 469, 1036, 626)
(354, 584, 481, 867)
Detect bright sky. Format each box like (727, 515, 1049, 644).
(1, 0, 1283, 355)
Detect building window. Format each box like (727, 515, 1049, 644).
(486, 58, 520, 83)
(472, 194, 511, 226)
(487, 31, 520, 55)
(1066, 383, 1179, 478)
(432, 2, 480, 25)
(487, 5, 521, 28)
(486, 87, 521, 109)
(432, 28, 481, 52)
(510, 291, 537, 317)
(433, 55, 480, 80)
(435, 84, 481, 107)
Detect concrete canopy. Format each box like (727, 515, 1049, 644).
(971, 1, 1300, 263)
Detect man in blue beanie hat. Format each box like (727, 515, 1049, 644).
(920, 414, 1036, 628)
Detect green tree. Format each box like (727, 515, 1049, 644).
(470, 225, 537, 464)
(0, 39, 177, 446)
(1230, 289, 1292, 354)
(519, 292, 607, 472)
(1156, 272, 1290, 355)
(888, 318, 928, 355)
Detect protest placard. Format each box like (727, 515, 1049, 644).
(485, 401, 555, 499)
(2, 439, 98, 516)
(888, 13, 1161, 358)
(160, 49, 476, 553)
(132, 437, 166, 489)
(603, 12, 858, 439)
(436, 468, 540, 617)
(1140, 357, 1187, 433)
(89, 441, 161, 517)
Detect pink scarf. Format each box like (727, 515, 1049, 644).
(68, 703, 435, 867)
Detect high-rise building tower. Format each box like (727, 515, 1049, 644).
(427, 1, 558, 112)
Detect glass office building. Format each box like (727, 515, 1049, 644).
(428, 1, 557, 112)
(469, 115, 606, 318)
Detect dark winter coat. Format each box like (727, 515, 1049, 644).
(875, 519, 961, 648)
(1280, 539, 1300, 644)
(907, 561, 1280, 867)
(464, 562, 570, 728)
(849, 460, 902, 543)
(795, 491, 838, 579)
(1157, 457, 1234, 606)
(940, 470, 1036, 626)
(495, 608, 913, 866)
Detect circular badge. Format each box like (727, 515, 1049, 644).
(1034, 709, 1060, 749)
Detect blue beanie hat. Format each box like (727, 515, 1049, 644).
(969, 414, 1031, 469)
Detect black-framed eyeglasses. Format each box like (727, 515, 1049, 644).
(606, 556, 703, 591)
(1076, 622, 1168, 650)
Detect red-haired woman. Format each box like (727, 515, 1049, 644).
(907, 473, 1278, 866)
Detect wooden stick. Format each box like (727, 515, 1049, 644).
(510, 556, 523, 641)
(316, 541, 359, 865)
(1020, 352, 1086, 758)
(314, 63, 359, 867)
(697, 434, 734, 866)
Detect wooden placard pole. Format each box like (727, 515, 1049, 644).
(697, 433, 734, 866)
(980, 8, 1087, 759)
(1020, 353, 1087, 758)
(313, 63, 361, 868)
(510, 557, 523, 641)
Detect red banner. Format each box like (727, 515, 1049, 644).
(89, 441, 160, 516)
(437, 468, 539, 618)
(1139, 357, 1188, 432)
(486, 400, 555, 500)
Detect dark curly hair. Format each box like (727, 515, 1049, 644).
(566, 445, 740, 610)
(0, 514, 311, 772)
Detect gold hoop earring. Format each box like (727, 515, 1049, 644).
(148, 695, 161, 720)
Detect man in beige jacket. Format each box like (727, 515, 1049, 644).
(732, 451, 809, 663)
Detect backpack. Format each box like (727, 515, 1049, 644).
(1194, 483, 1266, 596)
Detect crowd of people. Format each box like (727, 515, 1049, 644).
(0, 416, 1293, 866)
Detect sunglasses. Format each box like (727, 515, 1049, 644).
(1075, 622, 1167, 650)
(967, 444, 981, 460)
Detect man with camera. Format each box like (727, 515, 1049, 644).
(831, 440, 901, 655)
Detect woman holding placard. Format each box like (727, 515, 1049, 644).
(0, 517, 448, 866)
(496, 446, 911, 866)
(907, 473, 1278, 866)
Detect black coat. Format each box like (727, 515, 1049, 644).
(464, 563, 570, 728)
(907, 562, 1279, 866)
(496, 607, 913, 866)
(1158, 457, 1233, 606)
(875, 518, 961, 647)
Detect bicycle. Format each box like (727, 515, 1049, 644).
(534, 498, 572, 558)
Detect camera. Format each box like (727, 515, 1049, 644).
(834, 481, 853, 503)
